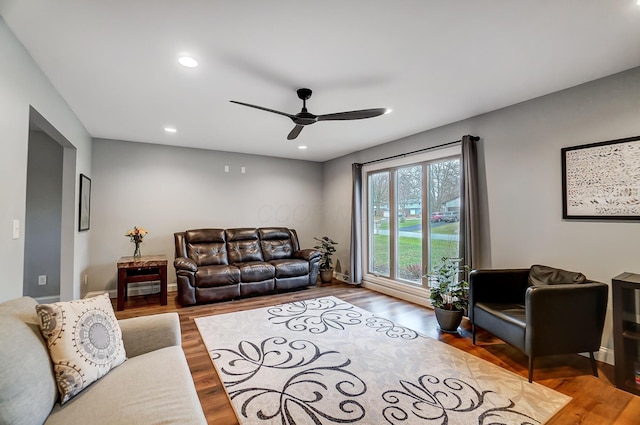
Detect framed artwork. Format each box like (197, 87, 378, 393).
(79, 174, 91, 231)
(562, 135, 640, 220)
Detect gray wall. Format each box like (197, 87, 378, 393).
(23, 130, 62, 299)
(88, 139, 323, 294)
(322, 66, 640, 361)
(0, 16, 92, 302)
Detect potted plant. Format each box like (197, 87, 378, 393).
(426, 257, 470, 333)
(314, 236, 338, 283)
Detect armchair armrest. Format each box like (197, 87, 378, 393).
(469, 269, 530, 306)
(174, 256, 197, 272)
(118, 312, 181, 358)
(525, 282, 608, 356)
(294, 249, 321, 262)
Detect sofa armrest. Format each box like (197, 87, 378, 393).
(174, 257, 197, 272)
(119, 312, 181, 358)
(525, 282, 608, 356)
(294, 249, 321, 262)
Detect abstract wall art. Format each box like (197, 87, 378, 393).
(562, 136, 640, 220)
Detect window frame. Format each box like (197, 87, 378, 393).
(361, 145, 461, 302)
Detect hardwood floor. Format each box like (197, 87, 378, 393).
(113, 282, 640, 425)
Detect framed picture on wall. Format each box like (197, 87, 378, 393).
(562, 135, 640, 220)
(79, 174, 91, 231)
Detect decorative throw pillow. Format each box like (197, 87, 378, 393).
(35, 293, 126, 404)
(528, 264, 587, 286)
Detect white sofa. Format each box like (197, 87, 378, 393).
(0, 297, 207, 425)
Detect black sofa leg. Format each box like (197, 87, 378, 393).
(589, 352, 599, 378)
(472, 323, 476, 345)
(528, 357, 534, 383)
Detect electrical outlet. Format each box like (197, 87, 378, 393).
(38, 275, 47, 286)
(83, 274, 88, 286)
(12, 219, 20, 239)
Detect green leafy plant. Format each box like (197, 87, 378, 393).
(313, 236, 338, 271)
(426, 257, 469, 311)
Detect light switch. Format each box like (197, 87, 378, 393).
(12, 220, 19, 239)
(224, 165, 229, 173)
(241, 167, 246, 174)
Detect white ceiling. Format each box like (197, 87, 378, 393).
(2, 1, 640, 162)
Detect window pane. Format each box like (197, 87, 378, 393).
(365, 151, 462, 288)
(396, 166, 422, 283)
(368, 171, 390, 276)
(428, 158, 461, 268)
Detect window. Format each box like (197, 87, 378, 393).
(364, 146, 461, 288)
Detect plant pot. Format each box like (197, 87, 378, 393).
(319, 268, 333, 283)
(434, 307, 464, 333)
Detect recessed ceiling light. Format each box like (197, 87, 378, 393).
(164, 127, 177, 133)
(178, 56, 198, 68)
(298, 145, 307, 150)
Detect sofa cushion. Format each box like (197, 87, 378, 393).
(270, 258, 310, 278)
(45, 346, 206, 425)
(474, 302, 527, 352)
(184, 228, 225, 244)
(528, 265, 587, 286)
(259, 228, 294, 261)
(226, 228, 264, 263)
(185, 229, 228, 266)
(235, 261, 275, 282)
(35, 294, 126, 404)
(187, 242, 228, 267)
(0, 297, 57, 425)
(195, 265, 240, 287)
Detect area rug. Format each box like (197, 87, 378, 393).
(195, 296, 570, 424)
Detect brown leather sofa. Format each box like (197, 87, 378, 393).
(469, 265, 608, 382)
(173, 227, 320, 306)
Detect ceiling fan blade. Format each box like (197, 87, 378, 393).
(287, 125, 304, 140)
(230, 100, 295, 119)
(317, 108, 389, 121)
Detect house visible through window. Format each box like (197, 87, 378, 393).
(364, 146, 461, 288)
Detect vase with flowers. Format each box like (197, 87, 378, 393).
(125, 226, 148, 257)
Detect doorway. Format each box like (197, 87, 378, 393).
(24, 107, 76, 302)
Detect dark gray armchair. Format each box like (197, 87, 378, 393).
(469, 266, 608, 382)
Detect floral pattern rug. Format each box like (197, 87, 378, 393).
(195, 296, 570, 424)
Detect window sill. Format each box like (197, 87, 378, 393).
(361, 274, 433, 309)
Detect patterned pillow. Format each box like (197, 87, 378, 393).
(35, 293, 126, 404)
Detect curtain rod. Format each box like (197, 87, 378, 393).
(359, 135, 479, 166)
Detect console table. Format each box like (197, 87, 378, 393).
(117, 255, 168, 311)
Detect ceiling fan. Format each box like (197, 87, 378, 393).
(230, 88, 390, 140)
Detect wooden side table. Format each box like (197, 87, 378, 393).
(117, 255, 168, 311)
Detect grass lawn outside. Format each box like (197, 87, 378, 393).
(370, 222, 459, 282)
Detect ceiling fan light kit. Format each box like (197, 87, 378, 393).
(230, 88, 389, 140)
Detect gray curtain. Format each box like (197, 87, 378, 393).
(460, 135, 480, 269)
(350, 163, 363, 284)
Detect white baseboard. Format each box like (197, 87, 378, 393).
(591, 346, 614, 366)
(334, 272, 351, 283)
(85, 282, 178, 300)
